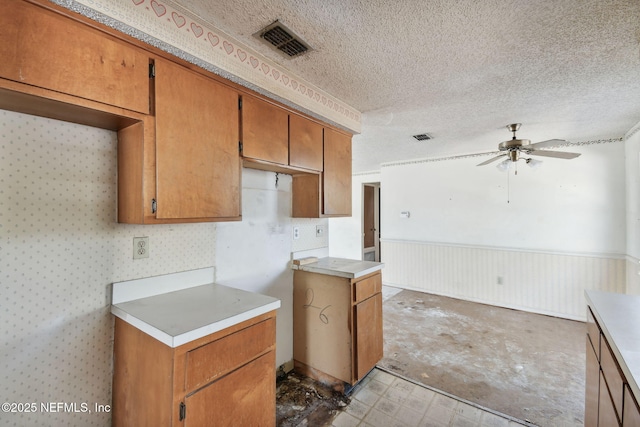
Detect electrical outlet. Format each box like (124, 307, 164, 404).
(497, 276, 503, 285)
(133, 237, 149, 259)
(293, 226, 300, 240)
(316, 225, 325, 237)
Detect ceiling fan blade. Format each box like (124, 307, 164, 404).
(528, 139, 567, 149)
(525, 149, 580, 159)
(477, 154, 507, 166)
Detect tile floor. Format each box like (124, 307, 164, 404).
(327, 368, 531, 427)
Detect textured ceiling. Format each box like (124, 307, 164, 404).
(172, 0, 640, 172)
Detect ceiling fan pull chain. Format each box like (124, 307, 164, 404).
(506, 168, 510, 204)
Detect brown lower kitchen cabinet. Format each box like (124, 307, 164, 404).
(624, 385, 640, 426)
(293, 270, 383, 390)
(585, 337, 600, 427)
(112, 312, 276, 426)
(585, 299, 640, 427)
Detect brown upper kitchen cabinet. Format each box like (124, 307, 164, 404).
(118, 58, 242, 223)
(241, 95, 323, 172)
(0, 0, 149, 115)
(323, 128, 352, 215)
(292, 128, 352, 218)
(241, 96, 289, 165)
(289, 114, 323, 171)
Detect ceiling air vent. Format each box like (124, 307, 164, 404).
(412, 133, 432, 141)
(255, 21, 311, 58)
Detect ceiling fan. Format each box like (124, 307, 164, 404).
(477, 124, 581, 167)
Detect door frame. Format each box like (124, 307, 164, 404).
(362, 182, 380, 262)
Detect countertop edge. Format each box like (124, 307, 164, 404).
(111, 300, 281, 348)
(292, 265, 383, 279)
(291, 257, 384, 279)
(585, 290, 640, 401)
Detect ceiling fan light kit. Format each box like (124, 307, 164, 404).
(477, 123, 581, 169)
(526, 158, 543, 169)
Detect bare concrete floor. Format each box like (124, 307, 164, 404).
(377, 288, 585, 426)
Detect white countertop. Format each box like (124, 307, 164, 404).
(292, 257, 384, 279)
(585, 290, 640, 400)
(111, 269, 280, 348)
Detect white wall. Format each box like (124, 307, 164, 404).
(0, 110, 212, 426)
(625, 123, 640, 294)
(0, 110, 326, 426)
(381, 142, 626, 254)
(330, 141, 628, 320)
(215, 168, 328, 367)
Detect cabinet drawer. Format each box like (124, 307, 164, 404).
(587, 307, 600, 361)
(601, 335, 625, 420)
(185, 318, 275, 392)
(353, 273, 382, 303)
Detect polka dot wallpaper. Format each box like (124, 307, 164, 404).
(0, 109, 216, 426)
(0, 108, 329, 426)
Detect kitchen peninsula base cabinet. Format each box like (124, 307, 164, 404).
(293, 267, 383, 391)
(112, 312, 276, 426)
(585, 291, 640, 427)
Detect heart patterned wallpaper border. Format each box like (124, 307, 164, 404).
(62, 0, 361, 133)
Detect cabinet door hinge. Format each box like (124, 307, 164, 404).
(151, 198, 157, 214)
(239, 141, 243, 153)
(149, 63, 155, 78)
(238, 97, 242, 110)
(179, 402, 186, 421)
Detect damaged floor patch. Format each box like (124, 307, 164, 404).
(276, 371, 349, 426)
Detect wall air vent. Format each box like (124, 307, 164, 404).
(255, 21, 311, 58)
(412, 133, 433, 141)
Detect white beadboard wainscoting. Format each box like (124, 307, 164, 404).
(381, 239, 626, 321)
(626, 256, 640, 295)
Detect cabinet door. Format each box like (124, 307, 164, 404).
(0, 0, 149, 114)
(290, 114, 323, 171)
(184, 351, 275, 427)
(154, 58, 240, 219)
(323, 128, 352, 216)
(354, 293, 383, 381)
(599, 371, 621, 426)
(585, 338, 600, 427)
(587, 308, 600, 361)
(602, 337, 625, 419)
(624, 385, 640, 427)
(241, 96, 288, 165)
